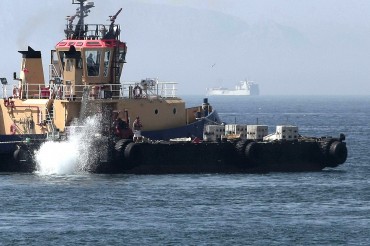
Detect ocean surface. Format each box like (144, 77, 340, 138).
(0, 95, 369, 245)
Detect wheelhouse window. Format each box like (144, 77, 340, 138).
(85, 50, 101, 76)
(104, 51, 110, 77)
(66, 59, 72, 72)
(77, 58, 83, 69)
(58, 51, 65, 69)
(119, 50, 126, 63)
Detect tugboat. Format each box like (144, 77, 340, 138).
(0, 0, 347, 173)
(0, 0, 221, 171)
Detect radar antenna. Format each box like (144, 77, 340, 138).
(71, 0, 95, 39)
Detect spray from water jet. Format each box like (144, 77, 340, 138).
(35, 114, 104, 175)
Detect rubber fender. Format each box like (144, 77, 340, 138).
(245, 142, 259, 161)
(235, 140, 251, 157)
(320, 139, 336, 158)
(124, 142, 142, 166)
(115, 139, 133, 152)
(329, 141, 347, 165)
(114, 139, 133, 164)
(13, 148, 31, 163)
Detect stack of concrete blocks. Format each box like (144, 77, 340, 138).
(276, 125, 299, 140)
(246, 125, 269, 140)
(225, 124, 248, 139)
(203, 125, 225, 141)
(263, 125, 299, 141)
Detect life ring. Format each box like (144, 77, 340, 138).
(10, 124, 17, 135)
(133, 85, 142, 98)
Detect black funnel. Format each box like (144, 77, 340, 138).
(18, 46, 41, 59)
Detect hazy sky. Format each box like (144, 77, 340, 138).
(0, 0, 370, 95)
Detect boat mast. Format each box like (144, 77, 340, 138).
(70, 0, 95, 39)
(73, 0, 91, 26)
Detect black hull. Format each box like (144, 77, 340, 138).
(0, 148, 38, 173)
(98, 137, 347, 174)
(0, 135, 44, 173)
(0, 136, 347, 174)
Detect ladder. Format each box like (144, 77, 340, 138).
(45, 104, 60, 140)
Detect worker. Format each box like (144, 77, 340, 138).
(133, 116, 143, 142)
(87, 53, 96, 76)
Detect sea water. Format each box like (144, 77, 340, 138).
(0, 95, 369, 245)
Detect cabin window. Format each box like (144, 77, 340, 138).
(119, 50, 126, 63)
(77, 58, 83, 69)
(85, 50, 101, 76)
(51, 50, 58, 63)
(104, 51, 110, 77)
(58, 51, 65, 69)
(66, 59, 72, 72)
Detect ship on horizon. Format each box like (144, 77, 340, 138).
(206, 80, 259, 96)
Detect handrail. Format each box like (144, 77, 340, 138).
(65, 23, 120, 40)
(121, 81, 178, 99)
(49, 64, 61, 83)
(11, 81, 179, 101)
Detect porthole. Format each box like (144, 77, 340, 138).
(155, 109, 158, 114)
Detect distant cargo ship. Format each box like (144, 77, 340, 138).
(206, 80, 259, 96)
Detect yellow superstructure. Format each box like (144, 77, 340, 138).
(0, 0, 215, 140)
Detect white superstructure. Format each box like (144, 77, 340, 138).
(206, 80, 259, 96)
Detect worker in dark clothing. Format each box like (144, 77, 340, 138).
(87, 53, 96, 76)
(133, 116, 143, 142)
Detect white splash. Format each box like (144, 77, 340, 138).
(35, 139, 80, 175)
(35, 114, 103, 175)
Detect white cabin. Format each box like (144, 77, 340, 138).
(247, 125, 268, 140)
(203, 125, 225, 141)
(263, 125, 299, 141)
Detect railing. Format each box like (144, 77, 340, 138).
(49, 64, 61, 83)
(121, 81, 178, 99)
(65, 24, 120, 40)
(11, 81, 178, 101)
